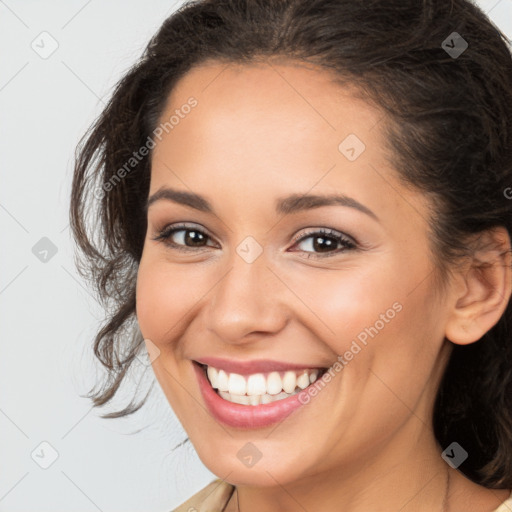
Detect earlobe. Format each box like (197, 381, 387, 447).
(444, 227, 512, 346)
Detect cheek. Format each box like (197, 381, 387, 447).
(135, 254, 208, 413)
(135, 255, 199, 345)
(289, 256, 441, 371)
(283, 262, 404, 346)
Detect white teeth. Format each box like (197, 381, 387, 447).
(204, 364, 324, 404)
(272, 391, 291, 402)
(266, 371, 283, 395)
(207, 366, 218, 388)
(230, 393, 250, 405)
(282, 371, 297, 394)
(217, 369, 229, 391)
(220, 389, 301, 406)
(218, 390, 230, 401)
(297, 371, 310, 389)
(247, 374, 266, 395)
(249, 394, 261, 406)
(261, 393, 272, 404)
(228, 373, 246, 395)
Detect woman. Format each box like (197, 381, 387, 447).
(70, 0, 512, 510)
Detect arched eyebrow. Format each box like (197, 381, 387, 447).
(276, 193, 379, 221)
(146, 187, 379, 222)
(146, 187, 211, 213)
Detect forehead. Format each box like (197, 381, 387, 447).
(149, 59, 429, 230)
(156, 59, 385, 161)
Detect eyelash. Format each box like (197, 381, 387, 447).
(152, 222, 358, 259)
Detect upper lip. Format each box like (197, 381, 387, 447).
(194, 357, 327, 375)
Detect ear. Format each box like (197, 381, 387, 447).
(444, 226, 512, 346)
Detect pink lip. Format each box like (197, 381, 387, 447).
(194, 356, 325, 375)
(193, 362, 308, 429)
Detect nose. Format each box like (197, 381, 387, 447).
(204, 251, 289, 345)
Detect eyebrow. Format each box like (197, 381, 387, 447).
(146, 187, 379, 221)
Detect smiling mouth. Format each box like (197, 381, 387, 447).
(196, 362, 329, 406)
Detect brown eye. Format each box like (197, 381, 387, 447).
(153, 224, 216, 251)
(291, 228, 357, 258)
(175, 229, 208, 247)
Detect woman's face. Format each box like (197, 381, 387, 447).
(136, 59, 452, 486)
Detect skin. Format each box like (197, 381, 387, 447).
(135, 58, 512, 512)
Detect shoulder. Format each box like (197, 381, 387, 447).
(172, 478, 235, 512)
(492, 489, 512, 512)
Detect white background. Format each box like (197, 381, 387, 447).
(1, 1, 511, 510)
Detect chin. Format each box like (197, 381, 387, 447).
(190, 435, 318, 488)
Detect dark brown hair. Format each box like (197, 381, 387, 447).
(70, 0, 512, 488)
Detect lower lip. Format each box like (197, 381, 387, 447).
(193, 362, 310, 429)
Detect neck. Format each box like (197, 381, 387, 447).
(231, 421, 451, 512)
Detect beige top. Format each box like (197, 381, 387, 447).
(172, 479, 512, 512)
